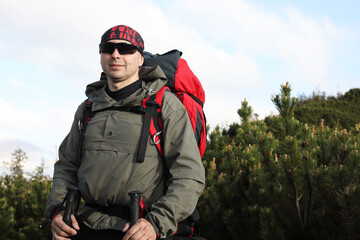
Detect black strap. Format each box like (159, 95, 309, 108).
(77, 99, 93, 163)
(136, 95, 157, 163)
(91, 105, 145, 115)
(175, 209, 201, 237)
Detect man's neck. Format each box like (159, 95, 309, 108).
(105, 79, 142, 102)
(107, 77, 139, 91)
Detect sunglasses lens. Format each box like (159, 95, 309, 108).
(100, 43, 116, 54)
(117, 44, 137, 54)
(100, 43, 137, 55)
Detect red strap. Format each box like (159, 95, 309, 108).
(139, 197, 147, 218)
(149, 118, 163, 156)
(51, 208, 61, 223)
(189, 227, 194, 238)
(174, 223, 179, 235)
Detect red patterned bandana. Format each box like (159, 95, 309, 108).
(100, 25, 144, 53)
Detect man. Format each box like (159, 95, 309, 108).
(45, 25, 205, 240)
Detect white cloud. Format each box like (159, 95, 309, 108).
(165, 0, 354, 120)
(24, 46, 65, 73)
(0, 98, 43, 134)
(9, 78, 26, 87)
(174, 0, 350, 87)
(0, 96, 69, 176)
(9, 78, 38, 91)
(0, 135, 55, 177)
(0, 97, 75, 157)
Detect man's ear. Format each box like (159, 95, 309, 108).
(139, 54, 144, 67)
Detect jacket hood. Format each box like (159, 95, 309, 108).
(85, 65, 167, 98)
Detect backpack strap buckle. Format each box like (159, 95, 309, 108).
(77, 120, 83, 132)
(153, 131, 162, 145)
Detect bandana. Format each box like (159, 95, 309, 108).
(100, 25, 144, 53)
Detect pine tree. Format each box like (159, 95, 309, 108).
(18, 161, 52, 239)
(0, 149, 52, 240)
(2, 148, 27, 178)
(0, 175, 17, 239)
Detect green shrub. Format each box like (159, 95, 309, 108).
(198, 83, 360, 240)
(0, 149, 52, 240)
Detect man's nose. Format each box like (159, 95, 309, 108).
(112, 48, 121, 58)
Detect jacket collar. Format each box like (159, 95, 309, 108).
(85, 66, 167, 111)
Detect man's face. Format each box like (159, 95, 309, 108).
(100, 39, 144, 88)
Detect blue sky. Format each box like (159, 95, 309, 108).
(0, 0, 359, 176)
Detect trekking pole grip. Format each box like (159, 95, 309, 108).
(63, 186, 79, 226)
(128, 190, 142, 227)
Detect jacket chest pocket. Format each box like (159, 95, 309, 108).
(83, 111, 158, 156)
(105, 111, 143, 148)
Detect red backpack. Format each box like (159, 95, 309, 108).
(137, 50, 206, 162)
(79, 50, 206, 163)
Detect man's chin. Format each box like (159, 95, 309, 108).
(110, 78, 125, 83)
(105, 73, 125, 82)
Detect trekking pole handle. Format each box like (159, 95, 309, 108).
(63, 187, 78, 226)
(128, 190, 142, 227)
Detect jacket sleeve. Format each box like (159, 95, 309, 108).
(44, 103, 84, 221)
(148, 92, 205, 237)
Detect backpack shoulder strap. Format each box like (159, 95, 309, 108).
(136, 86, 170, 163)
(77, 99, 93, 163)
(136, 93, 157, 163)
(150, 86, 170, 156)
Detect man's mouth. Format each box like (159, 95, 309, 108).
(110, 64, 124, 68)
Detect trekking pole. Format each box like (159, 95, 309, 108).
(63, 186, 79, 226)
(128, 190, 142, 227)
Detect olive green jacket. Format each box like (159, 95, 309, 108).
(45, 66, 205, 237)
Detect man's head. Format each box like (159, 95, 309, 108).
(99, 25, 144, 54)
(99, 25, 144, 90)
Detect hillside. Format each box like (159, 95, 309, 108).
(294, 88, 360, 130)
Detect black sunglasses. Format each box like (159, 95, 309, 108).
(99, 42, 138, 55)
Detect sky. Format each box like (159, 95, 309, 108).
(0, 0, 359, 176)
